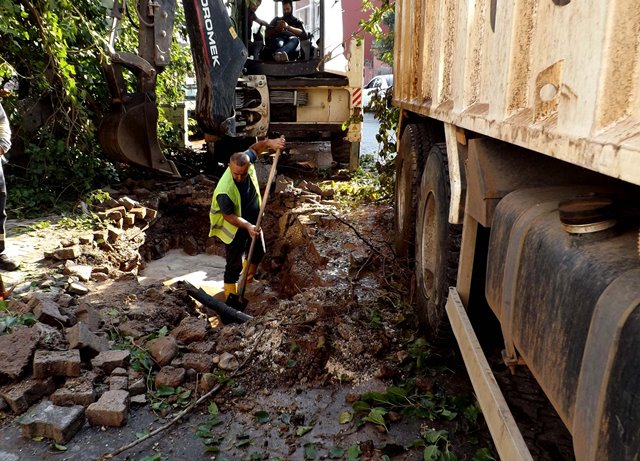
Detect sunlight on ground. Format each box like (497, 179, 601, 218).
(139, 249, 226, 296)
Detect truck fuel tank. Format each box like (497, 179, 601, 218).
(485, 186, 640, 461)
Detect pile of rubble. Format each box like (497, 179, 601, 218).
(0, 288, 248, 445)
(0, 172, 379, 450)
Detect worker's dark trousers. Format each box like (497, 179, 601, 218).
(0, 192, 7, 254)
(224, 228, 265, 284)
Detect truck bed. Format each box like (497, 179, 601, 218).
(393, 0, 640, 186)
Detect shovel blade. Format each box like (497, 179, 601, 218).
(225, 293, 248, 312)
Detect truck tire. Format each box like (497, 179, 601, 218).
(414, 143, 461, 340)
(394, 123, 435, 261)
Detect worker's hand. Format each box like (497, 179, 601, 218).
(267, 136, 285, 152)
(247, 224, 261, 238)
(276, 20, 286, 32)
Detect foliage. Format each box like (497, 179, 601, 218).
(329, 153, 394, 204)
(149, 385, 192, 413)
(359, 0, 395, 65)
(0, 1, 192, 215)
(0, 302, 37, 335)
(348, 337, 497, 460)
(195, 402, 224, 452)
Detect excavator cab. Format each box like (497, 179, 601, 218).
(99, 0, 247, 175)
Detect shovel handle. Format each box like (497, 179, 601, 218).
(238, 148, 282, 298)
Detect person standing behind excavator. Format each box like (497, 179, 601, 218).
(209, 136, 286, 300)
(0, 102, 18, 271)
(266, 0, 307, 62)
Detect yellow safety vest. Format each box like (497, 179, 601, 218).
(209, 164, 261, 243)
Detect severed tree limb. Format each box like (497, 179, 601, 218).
(328, 211, 384, 258)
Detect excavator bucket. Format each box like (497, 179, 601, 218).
(98, 98, 180, 177)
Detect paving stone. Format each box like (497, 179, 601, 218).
(183, 235, 199, 255)
(63, 261, 93, 282)
(91, 272, 110, 282)
(78, 234, 94, 245)
(50, 373, 96, 407)
(145, 208, 158, 220)
(66, 322, 109, 357)
(91, 350, 130, 375)
(107, 225, 124, 242)
(147, 335, 178, 367)
(0, 377, 56, 414)
(111, 367, 128, 377)
(127, 371, 146, 396)
(118, 320, 146, 339)
(86, 390, 129, 427)
(186, 341, 216, 355)
(20, 400, 85, 444)
(171, 317, 208, 344)
(155, 366, 185, 388)
(118, 196, 139, 211)
(123, 213, 136, 228)
(55, 293, 74, 308)
(0, 326, 39, 381)
(67, 282, 89, 296)
(129, 207, 146, 219)
(75, 303, 102, 331)
(218, 352, 239, 371)
(33, 350, 81, 379)
(130, 394, 146, 405)
(109, 375, 128, 391)
(172, 353, 212, 373)
(52, 246, 82, 260)
(29, 295, 69, 328)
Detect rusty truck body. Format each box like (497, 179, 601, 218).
(392, 1, 640, 460)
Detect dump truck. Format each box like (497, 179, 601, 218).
(99, 0, 363, 176)
(392, 2, 640, 460)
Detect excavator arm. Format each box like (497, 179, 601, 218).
(99, 0, 247, 175)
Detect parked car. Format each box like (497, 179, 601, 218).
(362, 74, 393, 110)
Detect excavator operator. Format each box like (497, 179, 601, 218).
(265, 0, 307, 62)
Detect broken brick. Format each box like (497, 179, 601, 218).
(0, 326, 40, 381)
(86, 390, 129, 427)
(50, 373, 96, 407)
(33, 350, 81, 379)
(91, 350, 130, 375)
(67, 322, 109, 357)
(0, 377, 56, 414)
(20, 400, 85, 444)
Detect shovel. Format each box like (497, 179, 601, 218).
(226, 148, 281, 311)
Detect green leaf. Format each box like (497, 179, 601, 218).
(352, 401, 371, 412)
(471, 448, 496, 461)
(346, 443, 361, 461)
(53, 443, 67, 451)
(338, 411, 353, 424)
(423, 445, 440, 461)
(304, 442, 317, 459)
(158, 326, 168, 337)
(208, 402, 219, 415)
(362, 407, 387, 430)
(328, 446, 345, 458)
(155, 386, 175, 397)
(235, 437, 251, 447)
(440, 409, 457, 421)
(254, 410, 270, 424)
(296, 425, 313, 436)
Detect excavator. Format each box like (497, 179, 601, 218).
(99, 0, 363, 176)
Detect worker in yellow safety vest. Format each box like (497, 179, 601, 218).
(209, 136, 286, 299)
